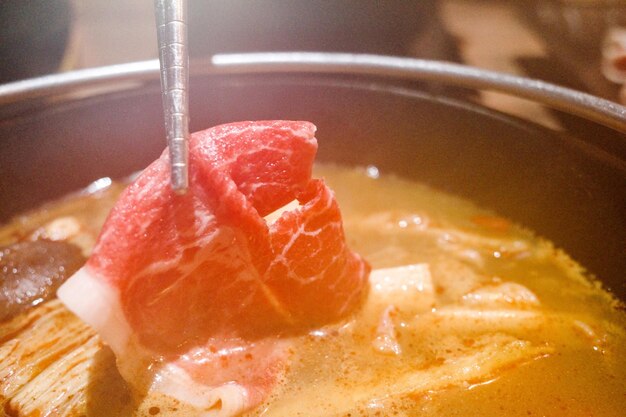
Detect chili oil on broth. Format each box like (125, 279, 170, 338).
(0, 164, 624, 417)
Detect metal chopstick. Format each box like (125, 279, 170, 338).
(154, 0, 189, 193)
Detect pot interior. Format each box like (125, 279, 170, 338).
(0, 72, 624, 297)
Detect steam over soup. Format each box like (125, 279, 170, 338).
(0, 125, 624, 417)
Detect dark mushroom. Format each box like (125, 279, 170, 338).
(0, 240, 85, 322)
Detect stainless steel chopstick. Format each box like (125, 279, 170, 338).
(154, 0, 189, 193)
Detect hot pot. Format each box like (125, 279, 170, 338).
(0, 53, 624, 299)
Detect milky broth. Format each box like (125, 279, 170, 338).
(0, 164, 624, 417)
(253, 165, 625, 417)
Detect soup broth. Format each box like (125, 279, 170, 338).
(0, 164, 624, 417)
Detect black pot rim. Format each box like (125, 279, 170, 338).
(0, 52, 625, 134)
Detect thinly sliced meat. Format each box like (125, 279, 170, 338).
(58, 121, 369, 415)
(266, 179, 370, 325)
(153, 337, 292, 415)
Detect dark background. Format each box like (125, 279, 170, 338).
(1, 0, 625, 103)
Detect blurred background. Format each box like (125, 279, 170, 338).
(1, 0, 626, 107)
